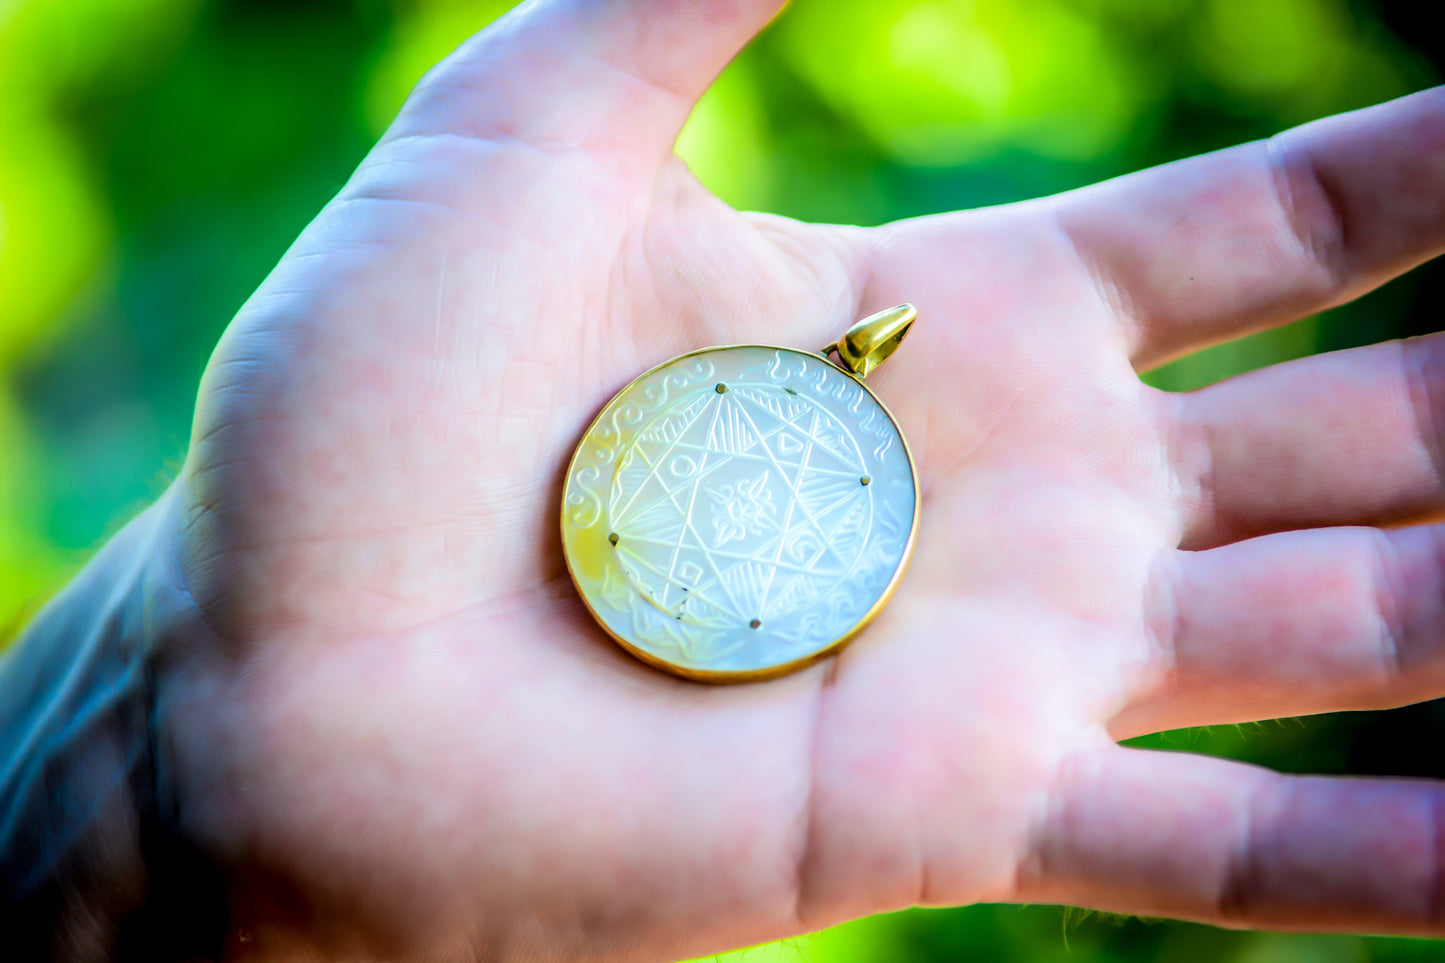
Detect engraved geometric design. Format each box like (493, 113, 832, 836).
(562, 346, 917, 680)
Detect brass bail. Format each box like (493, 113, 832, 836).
(824, 303, 917, 379)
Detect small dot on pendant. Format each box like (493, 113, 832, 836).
(715, 383, 728, 394)
(749, 618, 762, 629)
(860, 475, 871, 486)
(608, 532, 619, 545)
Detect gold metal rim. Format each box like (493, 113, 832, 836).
(559, 343, 920, 684)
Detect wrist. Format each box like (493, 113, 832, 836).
(0, 486, 227, 960)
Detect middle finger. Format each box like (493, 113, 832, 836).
(1166, 331, 1445, 550)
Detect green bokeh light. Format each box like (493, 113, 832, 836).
(1, 1, 1441, 959)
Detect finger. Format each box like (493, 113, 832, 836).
(1114, 524, 1445, 738)
(1052, 87, 1445, 369)
(385, 0, 786, 154)
(1168, 332, 1445, 549)
(1019, 745, 1445, 934)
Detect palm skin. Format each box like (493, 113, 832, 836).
(141, 2, 1445, 960)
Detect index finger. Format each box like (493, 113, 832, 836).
(1054, 87, 1445, 370)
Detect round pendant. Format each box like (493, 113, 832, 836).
(561, 307, 919, 682)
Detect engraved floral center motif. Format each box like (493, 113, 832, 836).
(705, 471, 779, 547)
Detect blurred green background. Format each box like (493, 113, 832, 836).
(2, 0, 1444, 959)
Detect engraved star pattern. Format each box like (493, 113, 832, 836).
(562, 347, 916, 674)
(606, 381, 872, 633)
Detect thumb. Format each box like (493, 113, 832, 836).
(386, 0, 787, 159)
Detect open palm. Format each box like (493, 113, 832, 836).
(154, 2, 1445, 959)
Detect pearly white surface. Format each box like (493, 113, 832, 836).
(562, 346, 916, 677)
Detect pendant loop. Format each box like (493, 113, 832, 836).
(822, 303, 917, 379)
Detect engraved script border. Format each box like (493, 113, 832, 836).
(561, 345, 920, 683)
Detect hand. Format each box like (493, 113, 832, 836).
(139, 0, 1445, 957)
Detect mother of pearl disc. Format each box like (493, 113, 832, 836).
(561, 345, 918, 681)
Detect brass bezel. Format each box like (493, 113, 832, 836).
(560, 344, 919, 684)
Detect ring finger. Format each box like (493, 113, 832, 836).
(1113, 521, 1445, 737)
